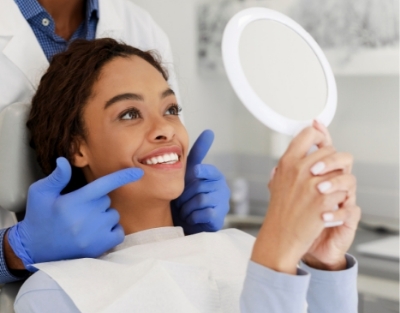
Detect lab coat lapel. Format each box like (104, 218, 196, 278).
(96, 0, 124, 40)
(0, 0, 49, 89)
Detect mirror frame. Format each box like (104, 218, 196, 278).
(222, 7, 337, 136)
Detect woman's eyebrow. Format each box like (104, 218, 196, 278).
(105, 89, 175, 109)
(161, 88, 175, 99)
(104, 93, 143, 109)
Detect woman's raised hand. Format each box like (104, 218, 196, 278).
(302, 121, 361, 271)
(251, 121, 359, 274)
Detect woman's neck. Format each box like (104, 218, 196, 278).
(114, 198, 174, 235)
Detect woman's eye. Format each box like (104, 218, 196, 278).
(120, 109, 141, 120)
(165, 104, 182, 116)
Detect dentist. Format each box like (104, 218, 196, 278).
(0, 0, 230, 281)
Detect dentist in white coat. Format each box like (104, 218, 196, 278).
(0, 0, 231, 283)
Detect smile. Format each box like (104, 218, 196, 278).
(138, 146, 183, 169)
(142, 153, 180, 165)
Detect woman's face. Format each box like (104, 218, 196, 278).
(73, 56, 188, 204)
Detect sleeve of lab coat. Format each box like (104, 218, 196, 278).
(240, 254, 358, 313)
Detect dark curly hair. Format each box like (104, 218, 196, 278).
(27, 38, 169, 193)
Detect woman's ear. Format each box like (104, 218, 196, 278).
(70, 137, 90, 168)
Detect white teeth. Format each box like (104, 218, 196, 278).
(163, 154, 171, 162)
(144, 152, 180, 165)
(171, 153, 178, 161)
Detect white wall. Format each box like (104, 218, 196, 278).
(331, 76, 399, 165)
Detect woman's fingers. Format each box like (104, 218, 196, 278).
(322, 204, 361, 229)
(319, 191, 348, 210)
(310, 152, 354, 176)
(312, 120, 333, 148)
(321, 207, 348, 224)
(315, 174, 357, 194)
(284, 126, 331, 161)
(344, 205, 362, 229)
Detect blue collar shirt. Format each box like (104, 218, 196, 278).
(14, 0, 99, 61)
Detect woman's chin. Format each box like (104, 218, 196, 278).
(161, 185, 185, 201)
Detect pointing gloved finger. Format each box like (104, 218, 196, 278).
(71, 167, 144, 203)
(71, 195, 111, 215)
(193, 164, 224, 181)
(34, 157, 72, 195)
(185, 130, 214, 183)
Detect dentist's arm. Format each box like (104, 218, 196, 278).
(172, 130, 230, 234)
(0, 157, 143, 280)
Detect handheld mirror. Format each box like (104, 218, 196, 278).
(222, 8, 341, 227)
(222, 7, 337, 136)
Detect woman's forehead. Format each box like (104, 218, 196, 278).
(103, 56, 164, 79)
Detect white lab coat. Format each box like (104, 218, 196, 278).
(0, 0, 180, 110)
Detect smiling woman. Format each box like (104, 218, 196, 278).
(27, 38, 189, 234)
(17, 38, 359, 313)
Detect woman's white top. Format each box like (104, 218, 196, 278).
(15, 227, 358, 313)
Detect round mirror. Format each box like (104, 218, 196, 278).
(222, 8, 337, 136)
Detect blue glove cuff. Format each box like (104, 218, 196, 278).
(7, 224, 36, 272)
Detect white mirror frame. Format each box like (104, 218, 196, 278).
(222, 7, 337, 136)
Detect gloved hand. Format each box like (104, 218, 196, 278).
(8, 157, 143, 271)
(172, 130, 230, 234)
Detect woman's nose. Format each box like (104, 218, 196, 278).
(147, 117, 175, 142)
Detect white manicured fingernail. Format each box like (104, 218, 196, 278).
(323, 213, 334, 222)
(311, 162, 325, 175)
(318, 181, 332, 193)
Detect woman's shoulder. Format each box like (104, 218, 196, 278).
(14, 271, 78, 313)
(217, 228, 256, 243)
(199, 228, 256, 257)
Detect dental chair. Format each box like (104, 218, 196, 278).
(0, 102, 43, 313)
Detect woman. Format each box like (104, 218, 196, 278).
(1, 0, 230, 281)
(15, 38, 360, 312)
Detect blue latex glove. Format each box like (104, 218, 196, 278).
(172, 130, 230, 234)
(7, 157, 143, 271)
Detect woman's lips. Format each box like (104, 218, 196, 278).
(142, 160, 183, 170)
(139, 145, 183, 169)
